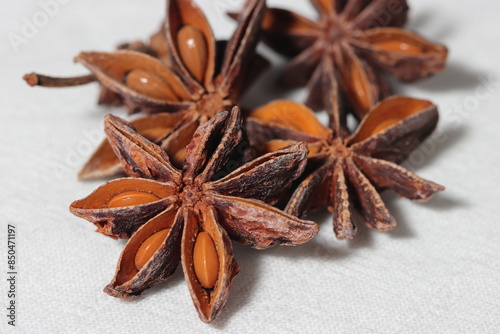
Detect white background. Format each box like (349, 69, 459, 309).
(1, 0, 499, 333)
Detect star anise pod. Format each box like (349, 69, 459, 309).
(234, 0, 448, 116)
(69, 107, 318, 322)
(25, 0, 267, 114)
(247, 59, 444, 240)
(24, 0, 268, 180)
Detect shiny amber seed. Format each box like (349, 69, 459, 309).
(134, 229, 170, 270)
(140, 128, 169, 141)
(177, 25, 208, 83)
(125, 69, 179, 101)
(193, 232, 219, 289)
(108, 191, 160, 208)
(373, 41, 422, 55)
(262, 139, 296, 153)
(250, 100, 330, 139)
(348, 63, 371, 113)
(172, 147, 187, 167)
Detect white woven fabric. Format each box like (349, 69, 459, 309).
(1, 0, 499, 333)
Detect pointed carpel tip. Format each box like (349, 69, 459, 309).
(68, 200, 80, 214)
(202, 315, 213, 324)
(103, 113, 116, 125)
(103, 284, 118, 298)
(73, 51, 87, 63)
(74, 51, 102, 64)
(229, 105, 240, 116)
(431, 183, 446, 194)
(77, 167, 95, 181)
(309, 221, 320, 237)
(76, 170, 86, 181)
(103, 114, 128, 136)
(104, 113, 123, 125)
(197, 307, 215, 324)
(443, 46, 449, 60)
(336, 226, 357, 240)
(228, 106, 243, 127)
(295, 141, 309, 153)
(387, 222, 398, 232)
(214, 110, 230, 123)
(283, 141, 309, 160)
(418, 182, 446, 202)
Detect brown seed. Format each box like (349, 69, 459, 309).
(125, 69, 179, 101)
(177, 25, 208, 83)
(140, 128, 169, 141)
(262, 139, 296, 153)
(347, 62, 371, 113)
(249, 100, 330, 138)
(172, 146, 187, 167)
(373, 41, 422, 55)
(108, 191, 160, 208)
(193, 231, 219, 289)
(371, 118, 400, 135)
(135, 229, 170, 270)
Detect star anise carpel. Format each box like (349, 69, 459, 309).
(236, 0, 448, 117)
(23, 34, 166, 108)
(69, 107, 318, 322)
(246, 59, 444, 240)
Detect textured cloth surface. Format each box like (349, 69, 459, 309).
(1, 1, 499, 333)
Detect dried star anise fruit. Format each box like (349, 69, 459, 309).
(24, 0, 268, 180)
(69, 107, 318, 322)
(247, 59, 444, 240)
(25, 0, 267, 114)
(233, 0, 448, 116)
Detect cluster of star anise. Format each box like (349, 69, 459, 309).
(24, 0, 447, 323)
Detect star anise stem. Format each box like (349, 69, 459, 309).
(23, 73, 96, 87)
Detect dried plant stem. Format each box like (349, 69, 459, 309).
(23, 73, 96, 87)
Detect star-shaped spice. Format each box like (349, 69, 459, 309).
(24, 0, 268, 180)
(70, 107, 318, 322)
(247, 59, 444, 239)
(236, 0, 447, 116)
